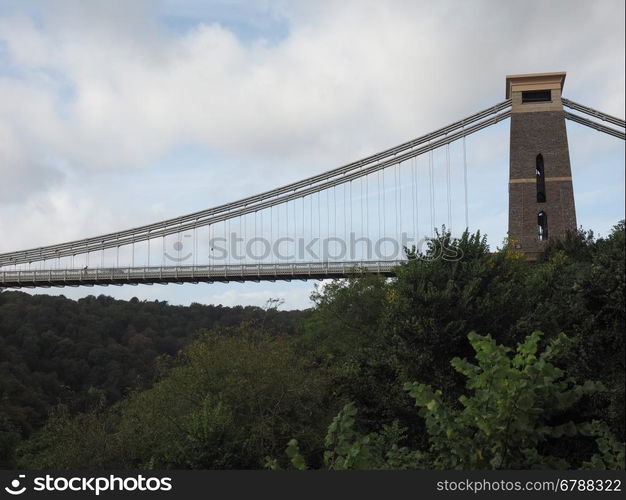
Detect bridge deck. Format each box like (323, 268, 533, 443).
(0, 261, 404, 289)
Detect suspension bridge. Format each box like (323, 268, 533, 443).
(1, 72, 624, 289)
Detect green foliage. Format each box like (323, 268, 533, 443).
(0, 413, 20, 469)
(405, 331, 605, 469)
(408, 227, 490, 262)
(303, 273, 389, 361)
(389, 229, 528, 398)
(387, 223, 625, 452)
(271, 402, 423, 470)
(541, 226, 596, 262)
(285, 439, 307, 470)
(0, 292, 306, 468)
(299, 273, 411, 435)
(581, 421, 626, 470)
(7, 222, 625, 471)
(16, 404, 115, 469)
(276, 331, 623, 470)
(18, 327, 331, 469)
(321, 403, 423, 469)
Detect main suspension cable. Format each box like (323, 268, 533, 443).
(1, 102, 512, 266)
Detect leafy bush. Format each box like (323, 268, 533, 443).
(405, 331, 609, 469)
(18, 328, 333, 469)
(275, 331, 624, 470)
(267, 402, 423, 470)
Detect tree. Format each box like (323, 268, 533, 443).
(405, 331, 611, 469)
(18, 326, 334, 470)
(275, 331, 624, 470)
(266, 402, 423, 470)
(388, 229, 527, 398)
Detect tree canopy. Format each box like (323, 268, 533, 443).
(2, 221, 624, 470)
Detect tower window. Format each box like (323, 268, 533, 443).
(538, 211, 548, 241)
(536, 154, 546, 202)
(522, 90, 551, 103)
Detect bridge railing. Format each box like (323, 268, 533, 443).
(0, 260, 406, 288)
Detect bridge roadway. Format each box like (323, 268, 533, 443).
(0, 260, 405, 289)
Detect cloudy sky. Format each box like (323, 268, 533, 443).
(0, 0, 624, 309)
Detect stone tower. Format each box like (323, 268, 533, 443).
(507, 72, 577, 259)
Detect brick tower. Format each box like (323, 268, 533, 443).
(507, 72, 577, 259)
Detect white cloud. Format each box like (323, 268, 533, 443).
(199, 284, 313, 309)
(0, 0, 620, 178)
(0, 0, 624, 307)
(0, 187, 118, 252)
(22, 280, 315, 310)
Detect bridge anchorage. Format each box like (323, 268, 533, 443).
(1, 72, 624, 288)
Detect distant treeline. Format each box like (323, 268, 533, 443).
(1, 222, 624, 470)
(0, 291, 306, 467)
